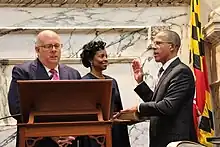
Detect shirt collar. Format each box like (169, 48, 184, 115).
(162, 56, 178, 71)
(44, 65, 59, 74)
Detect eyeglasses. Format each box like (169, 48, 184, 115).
(38, 43, 63, 50)
(153, 41, 173, 46)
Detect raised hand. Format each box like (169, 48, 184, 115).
(132, 59, 143, 84)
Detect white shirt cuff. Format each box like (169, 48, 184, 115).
(137, 81, 144, 86)
(137, 103, 141, 112)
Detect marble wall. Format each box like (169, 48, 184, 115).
(0, 7, 190, 147)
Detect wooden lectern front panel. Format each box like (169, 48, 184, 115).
(17, 80, 113, 147)
(17, 80, 112, 123)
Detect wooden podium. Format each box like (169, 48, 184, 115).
(17, 79, 113, 147)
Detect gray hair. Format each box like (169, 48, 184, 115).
(161, 30, 181, 49)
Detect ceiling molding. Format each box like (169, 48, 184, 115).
(0, 0, 190, 7)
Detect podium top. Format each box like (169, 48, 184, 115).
(17, 80, 112, 123)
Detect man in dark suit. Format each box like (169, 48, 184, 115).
(8, 30, 81, 147)
(122, 30, 197, 147)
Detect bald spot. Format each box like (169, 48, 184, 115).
(35, 30, 61, 46)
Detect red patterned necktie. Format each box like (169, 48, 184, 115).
(49, 69, 59, 80)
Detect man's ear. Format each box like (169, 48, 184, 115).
(170, 44, 175, 51)
(35, 47, 40, 56)
(35, 47, 39, 52)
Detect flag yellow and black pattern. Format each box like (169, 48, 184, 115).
(190, 0, 214, 146)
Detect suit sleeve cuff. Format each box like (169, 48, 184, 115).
(137, 81, 144, 86)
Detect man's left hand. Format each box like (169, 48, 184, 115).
(121, 106, 138, 113)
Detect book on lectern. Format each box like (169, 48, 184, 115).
(113, 111, 141, 121)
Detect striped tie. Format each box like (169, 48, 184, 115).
(49, 69, 59, 80)
(157, 67, 164, 78)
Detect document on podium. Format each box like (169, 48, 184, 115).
(113, 111, 141, 122)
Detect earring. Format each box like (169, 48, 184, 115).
(90, 61, 93, 66)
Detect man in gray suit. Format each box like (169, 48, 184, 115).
(122, 30, 197, 147)
(8, 30, 81, 147)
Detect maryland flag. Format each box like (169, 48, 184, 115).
(190, 0, 214, 146)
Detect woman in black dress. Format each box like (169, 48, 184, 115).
(79, 40, 131, 147)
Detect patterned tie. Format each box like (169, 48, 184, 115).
(157, 67, 164, 78)
(154, 67, 164, 91)
(49, 69, 59, 80)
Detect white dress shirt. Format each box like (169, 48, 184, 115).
(157, 56, 178, 79)
(43, 65, 59, 80)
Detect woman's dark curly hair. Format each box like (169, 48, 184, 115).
(80, 41, 106, 68)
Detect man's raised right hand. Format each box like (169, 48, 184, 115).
(131, 59, 143, 84)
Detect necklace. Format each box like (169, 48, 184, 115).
(90, 72, 105, 79)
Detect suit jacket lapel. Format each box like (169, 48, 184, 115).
(59, 64, 69, 80)
(152, 58, 181, 100)
(31, 59, 50, 80)
(31, 59, 69, 80)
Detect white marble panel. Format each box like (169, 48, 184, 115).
(0, 7, 189, 27)
(0, 6, 190, 62)
(0, 25, 189, 60)
(0, 125, 16, 147)
(0, 28, 152, 58)
(0, 65, 16, 126)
